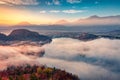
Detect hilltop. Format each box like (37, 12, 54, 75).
(0, 29, 52, 45)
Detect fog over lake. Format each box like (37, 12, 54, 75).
(0, 38, 120, 80)
(41, 38, 120, 80)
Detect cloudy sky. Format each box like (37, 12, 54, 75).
(0, 0, 120, 25)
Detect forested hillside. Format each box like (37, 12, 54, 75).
(0, 65, 79, 80)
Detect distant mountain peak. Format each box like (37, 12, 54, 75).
(55, 19, 69, 24)
(16, 21, 31, 26)
(88, 15, 100, 19)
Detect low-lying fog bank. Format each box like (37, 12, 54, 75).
(0, 38, 120, 80)
(0, 42, 44, 70)
(42, 38, 120, 80)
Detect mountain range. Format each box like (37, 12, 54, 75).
(0, 15, 119, 27)
(0, 29, 120, 43)
(55, 15, 120, 26)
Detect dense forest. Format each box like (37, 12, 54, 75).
(0, 65, 79, 80)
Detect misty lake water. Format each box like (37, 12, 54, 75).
(39, 38, 120, 80)
(0, 38, 120, 80)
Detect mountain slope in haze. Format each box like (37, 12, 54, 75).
(109, 30, 120, 35)
(74, 15, 120, 26)
(100, 30, 120, 38)
(76, 33, 99, 40)
(0, 33, 7, 41)
(45, 31, 120, 41)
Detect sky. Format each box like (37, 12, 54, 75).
(0, 0, 120, 25)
